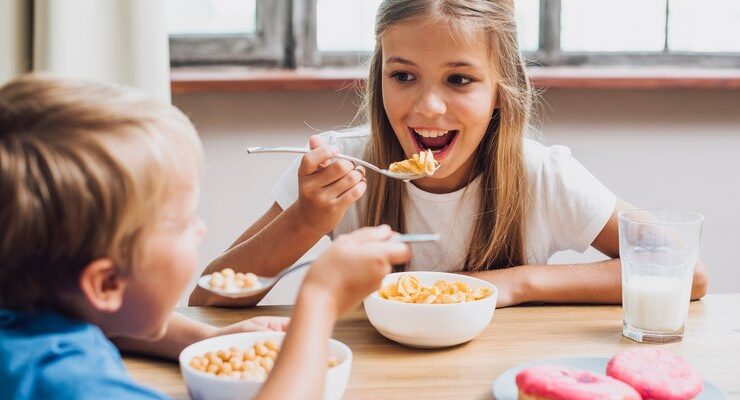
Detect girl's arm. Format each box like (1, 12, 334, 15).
(188, 202, 326, 306)
(111, 313, 288, 360)
(189, 137, 366, 307)
(483, 258, 707, 307)
(467, 201, 709, 307)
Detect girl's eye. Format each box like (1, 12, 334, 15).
(391, 72, 416, 82)
(448, 74, 474, 86)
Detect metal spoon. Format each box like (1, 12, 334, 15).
(197, 233, 440, 301)
(246, 146, 428, 181)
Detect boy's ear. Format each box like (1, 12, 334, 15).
(79, 258, 127, 313)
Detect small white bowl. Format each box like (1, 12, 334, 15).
(179, 331, 352, 400)
(363, 271, 497, 348)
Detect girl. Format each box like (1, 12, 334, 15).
(190, 0, 707, 308)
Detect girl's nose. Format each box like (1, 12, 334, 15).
(414, 87, 446, 117)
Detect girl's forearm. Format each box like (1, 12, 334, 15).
(208, 204, 323, 277)
(473, 258, 707, 307)
(521, 259, 707, 303)
(256, 284, 336, 400)
(111, 313, 215, 361)
(520, 259, 623, 304)
(467, 260, 623, 306)
(189, 204, 325, 306)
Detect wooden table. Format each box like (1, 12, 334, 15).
(125, 294, 740, 399)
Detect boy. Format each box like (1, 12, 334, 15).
(0, 74, 409, 399)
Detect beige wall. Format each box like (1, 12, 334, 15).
(174, 88, 740, 304)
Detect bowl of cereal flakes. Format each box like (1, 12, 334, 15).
(179, 331, 351, 400)
(363, 271, 497, 348)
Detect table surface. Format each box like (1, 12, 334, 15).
(124, 294, 740, 399)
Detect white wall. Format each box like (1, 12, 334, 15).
(173, 87, 740, 305)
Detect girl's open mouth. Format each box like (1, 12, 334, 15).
(409, 128, 459, 159)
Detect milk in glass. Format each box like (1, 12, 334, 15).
(623, 274, 691, 332)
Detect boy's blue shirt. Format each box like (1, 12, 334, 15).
(0, 308, 169, 400)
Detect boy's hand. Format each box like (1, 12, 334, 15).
(302, 225, 411, 316)
(213, 316, 289, 337)
(292, 135, 366, 235)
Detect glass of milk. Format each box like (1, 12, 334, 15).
(618, 209, 704, 343)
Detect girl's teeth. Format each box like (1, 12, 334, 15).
(414, 129, 448, 138)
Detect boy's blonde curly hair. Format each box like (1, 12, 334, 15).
(0, 74, 203, 313)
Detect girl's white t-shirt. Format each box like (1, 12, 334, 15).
(270, 128, 616, 270)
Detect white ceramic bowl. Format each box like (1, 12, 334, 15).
(363, 271, 497, 348)
(179, 331, 352, 400)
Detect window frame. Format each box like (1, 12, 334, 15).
(534, 0, 740, 68)
(169, 0, 289, 66)
(168, 0, 740, 69)
(292, 0, 371, 67)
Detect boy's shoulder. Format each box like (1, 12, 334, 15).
(0, 310, 167, 400)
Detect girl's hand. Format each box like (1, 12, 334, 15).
(292, 135, 366, 235)
(213, 316, 290, 337)
(460, 269, 525, 308)
(302, 226, 411, 316)
(493, 282, 518, 308)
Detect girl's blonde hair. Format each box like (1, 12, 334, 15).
(0, 74, 203, 312)
(361, 0, 532, 271)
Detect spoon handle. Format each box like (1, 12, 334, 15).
(246, 146, 383, 174)
(274, 233, 437, 279)
(274, 258, 316, 281)
(391, 233, 440, 243)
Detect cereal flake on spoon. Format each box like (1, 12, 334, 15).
(388, 149, 440, 176)
(208, 268, 261, 292)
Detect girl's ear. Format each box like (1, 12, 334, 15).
(78, 258, 127, 313)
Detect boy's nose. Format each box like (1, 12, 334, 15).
(195, 216, 207, 241)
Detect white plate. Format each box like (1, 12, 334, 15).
(492, 357, 726, 400)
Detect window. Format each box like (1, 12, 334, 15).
(167, 0, 287, 66)
(668, 0, 740, 53)
(560, 0, 666, 52)
(167, 0, 740, 68)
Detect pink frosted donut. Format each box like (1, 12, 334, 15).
(607, 349, 703, 400)
(515, 365, 641, 400)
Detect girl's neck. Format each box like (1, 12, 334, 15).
(411, 154, 476, 194)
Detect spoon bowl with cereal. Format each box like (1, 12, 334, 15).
(198, 233, 441, 301)
(246, 146, 440, 181)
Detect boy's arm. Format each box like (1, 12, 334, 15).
(111, 313, 288, 360)
(255, 284, 335, 400)
(256, 226, 409, 400)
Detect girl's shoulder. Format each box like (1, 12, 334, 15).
(522, 138, 576, 178)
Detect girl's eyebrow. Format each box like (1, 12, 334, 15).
(385, 56, 476, 68)
(386, 56, 416, 66)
